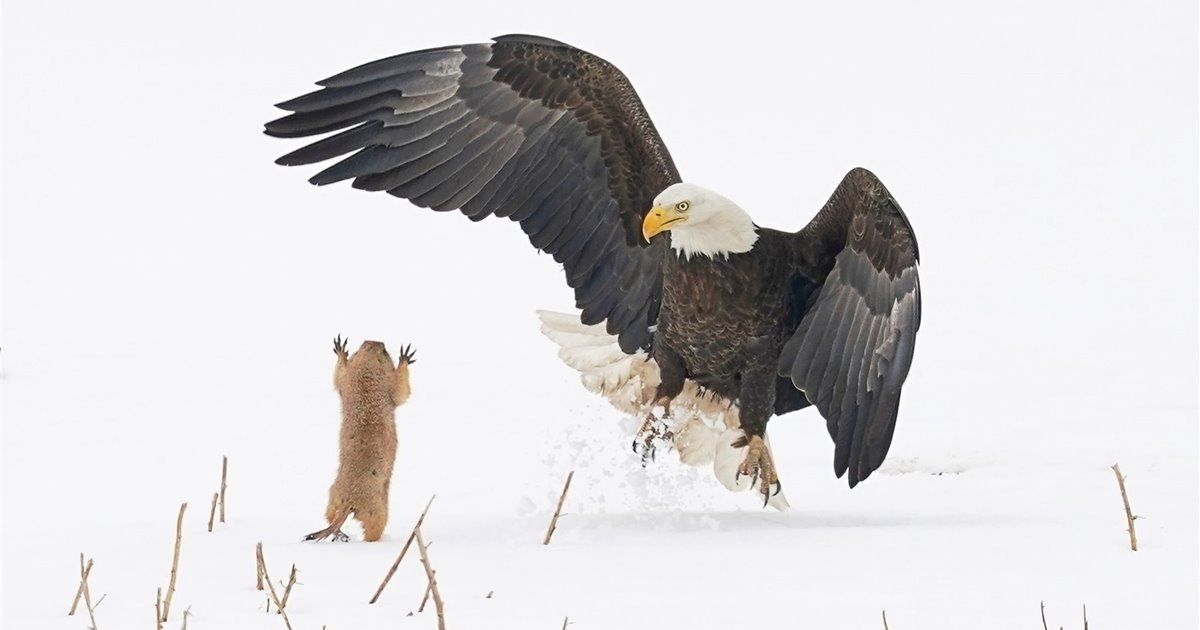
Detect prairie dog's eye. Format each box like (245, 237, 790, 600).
(676, 201, 690, 212)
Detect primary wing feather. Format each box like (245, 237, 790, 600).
(780, 168, 921, 487)
(266, 35, 680, 353)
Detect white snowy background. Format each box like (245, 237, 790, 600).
(3, 1, 1197, 628)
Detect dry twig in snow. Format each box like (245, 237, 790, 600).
(74, 554, 101, 630)
(256, 547, 265, 591)
(543, 470, 575, 545)
(219, 456, 229, 523)
(207, 493, 219, 533)
(418, 570, 436, 612)
(161, 502, 187, 622)
(369, 494, 436, 604)
(415, 526, 446, 630)
(68, 553, 94, 615)
(279, 564, 299, 610)
(155, 588, 164, 630)
(256, 543, 294, 630)
(1111, 463, 1139, 551)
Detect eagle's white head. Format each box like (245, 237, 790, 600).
(643, 183, 759, 260)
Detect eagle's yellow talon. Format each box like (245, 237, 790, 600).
(737, 435, 778, 505)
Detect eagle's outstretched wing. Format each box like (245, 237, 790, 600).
(265, 34, 679, 353)
(781, 168, 922, 487)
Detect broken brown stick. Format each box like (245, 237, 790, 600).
(414, 526, 446, 630)
(543, 470, 575, 545)
(156, 588, 164, 630)
(181, 606, 192, 630)
(256, 548, 265, 591)
(882, 610, 890, 630)
(161, 502, 187, 622)
(79, 556, 100, 630)
(207, 493, 219, 533)
(1111, 464, 1139, 551)
(279, 564, 298, 611)
(368, 494, 436, 604)
(418, 570, 435, 612)
(256, 543, 294, 630)
(255, 543, 267, 588)
(69, 553, 94, 615)
(219, 456, 228, 523)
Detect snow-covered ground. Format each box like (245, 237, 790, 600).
(3, 1, 1197, 629)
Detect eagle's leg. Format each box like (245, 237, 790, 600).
(633, 341, 687, 465)
(733, 434, 780, 503)
(633, 397, 676, 465)
(734, 338, 783, 505)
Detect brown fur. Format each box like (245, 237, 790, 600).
(311, 338, 412, 542)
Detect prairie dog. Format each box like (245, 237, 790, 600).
(304, 335, 415, 542)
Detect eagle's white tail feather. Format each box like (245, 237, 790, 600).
(536, 309, 604, 333)
(542, 325, 621, 350)
(538, 310, 658, 414)
(674, 416, 722, 466)
(536, 309, 791, 511)
(559, 344, 635, 374)
(713, 429, 752, 492)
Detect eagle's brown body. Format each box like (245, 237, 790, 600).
(656, 229, 812, 435)
(268, 35, 921, 501)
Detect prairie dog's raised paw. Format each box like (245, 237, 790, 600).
(333, 334, 349, 359)
(397, 344, 417, 365)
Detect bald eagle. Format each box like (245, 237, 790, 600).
(266, 34, 921, 508)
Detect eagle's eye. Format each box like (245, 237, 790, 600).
(676, 201, 690, 212)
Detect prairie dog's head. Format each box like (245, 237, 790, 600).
(352, 340, 394, 369)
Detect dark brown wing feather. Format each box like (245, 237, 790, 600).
(780, 168, 921, 487)
(265, 35, 680, 352)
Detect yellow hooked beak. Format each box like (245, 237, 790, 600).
(642, 206, 688, 242)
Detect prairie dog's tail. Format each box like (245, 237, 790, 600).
(304, 504, 352, 542)
(537, 310, 790, 511)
